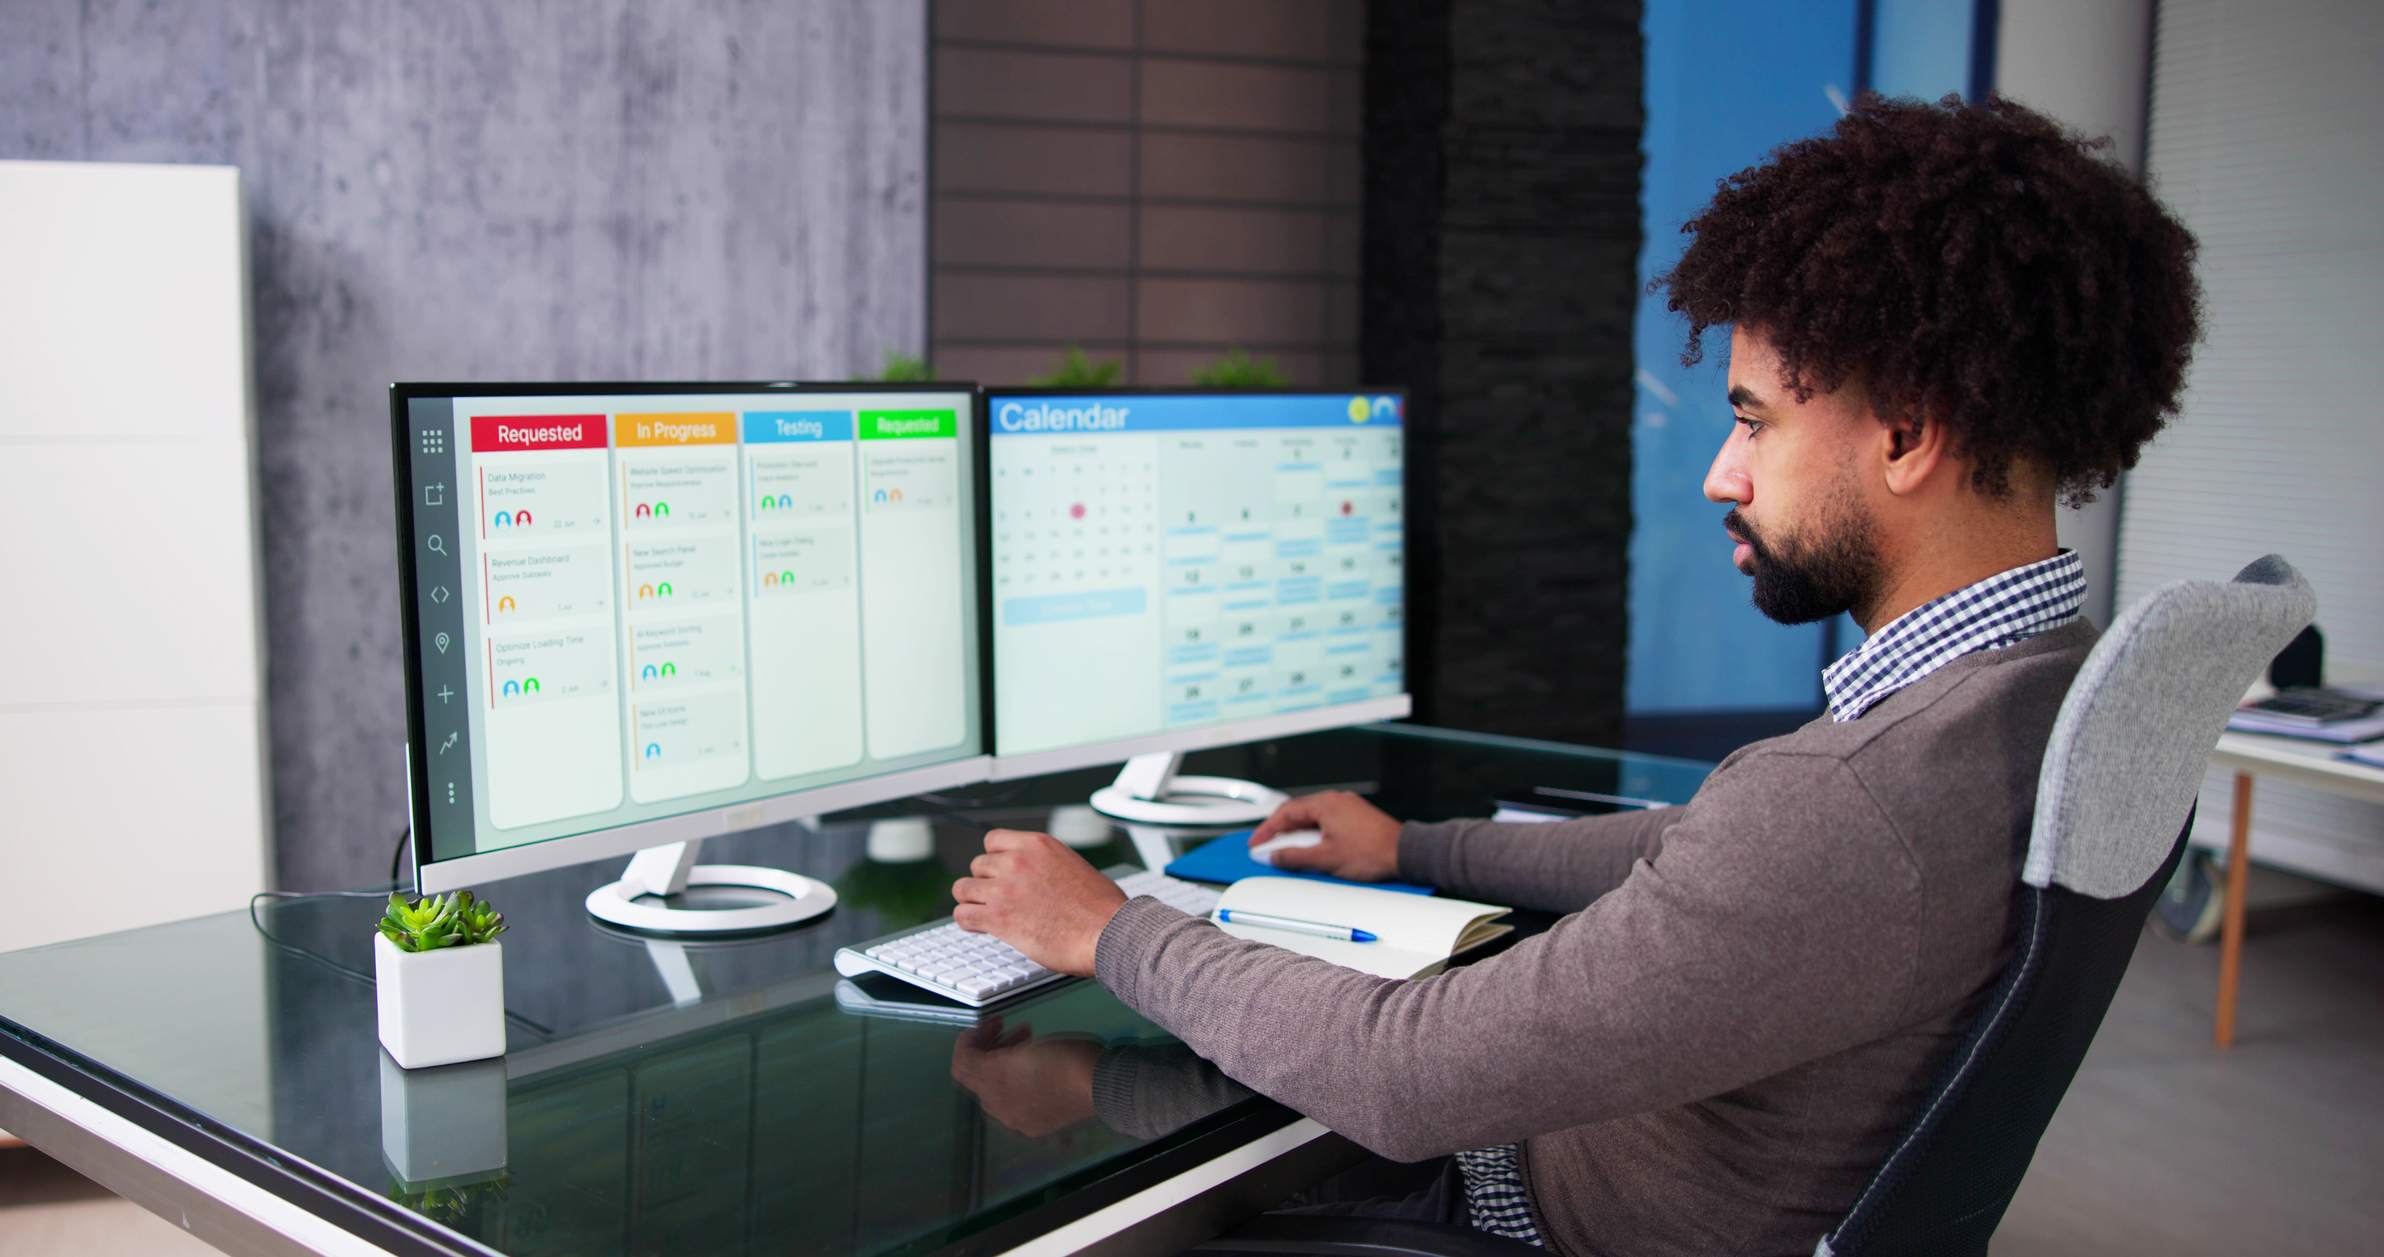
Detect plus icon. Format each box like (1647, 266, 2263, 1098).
(436, 685, 455, 705)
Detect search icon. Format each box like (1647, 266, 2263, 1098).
(426, 535, 447, 556)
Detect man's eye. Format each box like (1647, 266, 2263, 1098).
(1735, 416, 1763, 437)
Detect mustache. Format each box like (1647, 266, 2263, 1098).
(1724, 509, 1760, 549)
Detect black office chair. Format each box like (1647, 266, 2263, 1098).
(1811, 812, 2188, 1254)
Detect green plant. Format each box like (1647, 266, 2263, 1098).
(379, 889, 507, 953)
(877, 350, 933, 382)
(1188, 348, 1289, 388)
(387, 1171, 509, 1224)
(1028, 345, 1124, 388)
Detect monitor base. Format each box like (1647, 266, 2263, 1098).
(583, 840, 836, 936)
(1088, 752, 1289, 827)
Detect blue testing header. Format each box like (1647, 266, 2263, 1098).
(990, 393, 1402, 436)
(742, 410, 855, 443)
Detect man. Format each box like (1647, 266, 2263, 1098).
(950, 95, 2201, 1255)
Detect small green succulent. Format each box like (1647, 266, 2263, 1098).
(379, 889, 507, 953)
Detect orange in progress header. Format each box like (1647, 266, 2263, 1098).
(616, 412, 737, 447)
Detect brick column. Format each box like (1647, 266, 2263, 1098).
(1363, 0, 1643, 744)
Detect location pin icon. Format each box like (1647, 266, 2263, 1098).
(435, 632, 451, 654)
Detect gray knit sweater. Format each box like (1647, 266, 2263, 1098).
(1093, 619, 2097, 1256)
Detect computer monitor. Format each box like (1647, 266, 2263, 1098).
(392, 382, 990, 934)
(984, 389, 1411, 823)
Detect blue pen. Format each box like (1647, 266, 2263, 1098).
(1215, 909, 1377, 943)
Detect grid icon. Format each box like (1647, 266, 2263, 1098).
(419, 428, 447, 456)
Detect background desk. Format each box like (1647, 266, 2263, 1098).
(2205, 731, 2384, 1049)
(0, 725, 1711, 1257)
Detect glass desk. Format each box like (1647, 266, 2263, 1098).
(0, 725, 1711, 1257)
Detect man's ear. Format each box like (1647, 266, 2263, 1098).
(1877, 408, 1952, 497)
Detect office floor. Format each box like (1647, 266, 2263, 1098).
(0, 1144, 209, 1255)
(1998, 885, 2384, 1254)
(2, 889, 2378, 1256)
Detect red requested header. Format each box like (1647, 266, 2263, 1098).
(470, 414, 608, 452)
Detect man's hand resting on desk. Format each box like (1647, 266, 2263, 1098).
(952, 830, 1126, 977)
(1248, 791, 1403, 881)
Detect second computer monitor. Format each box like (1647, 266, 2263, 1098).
(987, 389, 1410, 819)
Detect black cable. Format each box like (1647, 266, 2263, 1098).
(245, 885, 554, 1037)
(907, 780, 1036, 814)
(250, 890, 391, 907)
(244, 890, 397, 995)
(902, 792, 1007, 837)
(389, 825, 412, 888)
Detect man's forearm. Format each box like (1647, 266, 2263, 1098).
(1095, 753, 1919, 1162)
(1398, 804, 1680, 911)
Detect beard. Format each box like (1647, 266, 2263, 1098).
(1727, 490, 1881, 625)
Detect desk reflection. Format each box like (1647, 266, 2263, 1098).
(951, 1016, 1254, 1142)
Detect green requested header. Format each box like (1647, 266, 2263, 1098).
(857, 409, 956, 440)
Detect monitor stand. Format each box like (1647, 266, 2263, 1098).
(1089, 751, 1288, 827)
(583, 839, 837, 936)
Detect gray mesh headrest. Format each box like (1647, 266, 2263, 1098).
(2026, 556, 2316, 898)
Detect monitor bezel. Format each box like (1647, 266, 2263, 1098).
(389, 380, 993, 894)
(978, 385, 1414, 781)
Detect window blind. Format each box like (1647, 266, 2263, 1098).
(2123, 0, 2384, 886)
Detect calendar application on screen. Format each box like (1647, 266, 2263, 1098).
(990, 393, 1405, 757)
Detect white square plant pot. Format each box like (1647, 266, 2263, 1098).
(375, 933, 506, 1070)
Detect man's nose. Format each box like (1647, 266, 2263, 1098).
(1704, 427, 1751, 505)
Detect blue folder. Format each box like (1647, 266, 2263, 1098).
(1164, 829, 1436, 895)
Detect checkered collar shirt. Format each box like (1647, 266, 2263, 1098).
(1822, 550, 2087, 723)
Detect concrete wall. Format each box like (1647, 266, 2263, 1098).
(1, 1, 928, 889)
(1996, 0, 2153, 630)
(929, 0, 1364, 387)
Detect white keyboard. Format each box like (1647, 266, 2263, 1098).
(833, 866, 1221, 1008)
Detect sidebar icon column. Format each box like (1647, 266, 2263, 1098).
(412, 402, 477, 856)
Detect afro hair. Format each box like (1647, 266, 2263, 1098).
(1658, 93, 2202, 505)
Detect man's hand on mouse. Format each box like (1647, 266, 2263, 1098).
(952, 829, 1127, 977)
(1248, 791, 1403, 882)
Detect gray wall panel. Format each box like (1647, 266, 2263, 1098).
(2, 0, 928, 889)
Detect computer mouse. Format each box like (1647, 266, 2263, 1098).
(1249, 829, 1324, 865)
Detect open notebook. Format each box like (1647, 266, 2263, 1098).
(1210, 876, 1513, 980)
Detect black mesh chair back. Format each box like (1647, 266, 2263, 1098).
(1815, 817, 2188, 1255)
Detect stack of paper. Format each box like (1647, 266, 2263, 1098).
(2338, 742, 2384, 770)
(2227, 708, 2384, 743)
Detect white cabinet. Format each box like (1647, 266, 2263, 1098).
(0, 161, 272, 953)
